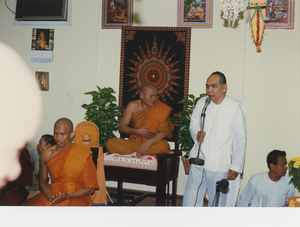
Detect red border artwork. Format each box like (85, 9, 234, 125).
(265, 0, 295, 29)
(102, 0, 134, 29)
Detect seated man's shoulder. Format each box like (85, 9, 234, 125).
(126, 100, 142, 113)
(41, 145, 58, 161)
(248, 172, 265, 183)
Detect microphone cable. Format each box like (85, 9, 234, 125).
(193, 167, 205, 207)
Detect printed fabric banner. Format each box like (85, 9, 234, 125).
(119, 26, 191, 126)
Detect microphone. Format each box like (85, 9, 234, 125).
(213, 179, 229, 206)
(189, 97, 211, 166)
(216, 179, 229, 191)
(201, 97, 211, 116)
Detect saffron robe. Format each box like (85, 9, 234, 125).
(22, 143, 98, 206)
(91, 146, 107, 205)
(106, 100, 174, 155)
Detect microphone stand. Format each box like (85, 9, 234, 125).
(213, 181, 221, 207)
(189, 111, 206, 166)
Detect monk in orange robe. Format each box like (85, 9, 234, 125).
(22, 118, 98, 206)
(106, 83, 174, 156)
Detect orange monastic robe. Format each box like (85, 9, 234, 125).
(106, 100, 174, 155)
(22, 143, 98, 206)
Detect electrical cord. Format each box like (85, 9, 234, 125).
(5, 0, 15, 14)
(193, 167, 204, 206)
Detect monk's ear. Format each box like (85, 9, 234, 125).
(70, 131, 75, 139)
(140, 92, 144, 99)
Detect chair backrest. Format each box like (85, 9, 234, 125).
(73, 121, 99, 149)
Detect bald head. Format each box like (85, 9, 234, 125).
(139, 83, 158, 108)
(54, 118, 73, 132)
(140, 83, 157, 94)
(53, 118, 74, 149)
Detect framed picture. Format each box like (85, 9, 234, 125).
(178, 0, 213, 28)
(31, 29, 54, 63)
(119, 26, 191, 125)
(265, 0, 295, 29)
(102, 0, 134, 29)
(35, 72, 49, 91)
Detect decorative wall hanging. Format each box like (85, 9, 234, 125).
(31, 28, 54, 63)
(178, 0, 213, 28)
(265, 0, 295, 29)
(119, 26, 191, 125)
(220, 0, 245, 22)
(102, 0, 133, 29)
(247, 0, 267, 52)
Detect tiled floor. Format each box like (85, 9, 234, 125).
(106, 187, 208, 206)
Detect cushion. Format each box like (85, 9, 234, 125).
(103, 153, 157, 171)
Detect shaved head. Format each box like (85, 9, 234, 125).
(140, 83, 157, 94)
(54, 118, 73, 132)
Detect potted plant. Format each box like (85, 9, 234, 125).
(170, 93, 207, 174)
(81, 86, 121, 147)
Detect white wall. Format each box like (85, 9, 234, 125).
(0, 0, 299, 196)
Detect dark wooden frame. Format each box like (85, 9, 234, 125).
(91, 128, 181, 206)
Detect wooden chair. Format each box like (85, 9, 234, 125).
(91, 127, 181, 206)
(74, 121, 108, 205)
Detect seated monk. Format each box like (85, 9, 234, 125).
(22, 118, 99, 206)
(106, 83, 174, 157)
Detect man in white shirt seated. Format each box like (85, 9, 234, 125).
(26, 135, 55, 191)
(237, 150, 295, 207)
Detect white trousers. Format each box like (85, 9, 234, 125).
(225, 174, 241, 207)
(182, 164, 228, 206)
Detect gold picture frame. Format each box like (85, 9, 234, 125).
(35, 71, 49, 91)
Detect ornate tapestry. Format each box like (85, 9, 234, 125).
(119, 26, 191, 126)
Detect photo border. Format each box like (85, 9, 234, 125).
(177, 0, 213, 28)
(102, 0, 134, 29)
(265, 0, 295, 29)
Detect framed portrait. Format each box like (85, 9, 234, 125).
(102, 0, 134, 29)
(31, 29, 54, 51)
(119, 26, 191, 125)
(265, 0, 295, 29)
(178, 0, 213, 28)
(36, 72, 49, 91)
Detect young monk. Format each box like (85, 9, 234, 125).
(22, 118, 98, 206)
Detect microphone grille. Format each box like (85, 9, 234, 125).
(205, 97, 211, 104)
(219, 179, 229, 189)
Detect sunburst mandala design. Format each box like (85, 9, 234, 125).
(126, 35, 181, 103)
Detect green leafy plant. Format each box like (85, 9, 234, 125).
(81, 86, 121, 147)
(170, 93, 207, 157)
(288, 156, 300, 192)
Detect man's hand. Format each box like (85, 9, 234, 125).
(227, 169, 239, 180)
(197, 131, 206, 143)
(49, 192, 68, 206)
(136, 141, 151, 157)
(138, 126, 156, 139)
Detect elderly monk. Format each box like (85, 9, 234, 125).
(106, 83, 174, 157)
(22, 118, 98, 206)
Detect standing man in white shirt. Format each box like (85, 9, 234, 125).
(237, 150, 295, 207)
(183, 71, 247, 206)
